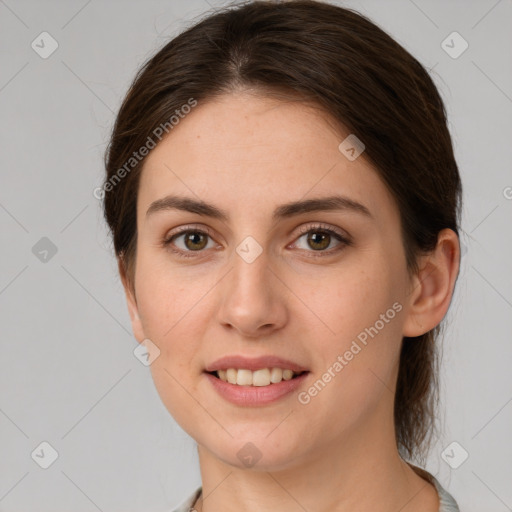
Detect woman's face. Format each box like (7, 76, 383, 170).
(123, 91, 418, 470)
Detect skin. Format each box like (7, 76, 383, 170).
(119, 91, 460, 512)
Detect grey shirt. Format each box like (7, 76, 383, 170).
(170, 468, 459, 512)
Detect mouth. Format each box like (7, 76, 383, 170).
(204, 367, 310, 406)
(205, 368, 309, 387)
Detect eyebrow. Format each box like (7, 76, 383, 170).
(145, 194, 373, 222)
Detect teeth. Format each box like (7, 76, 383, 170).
(215, 368, 301, 386)
(226, 368, 237, 384)
(237, 369, 253, 386)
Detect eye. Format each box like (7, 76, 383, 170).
(162, 223, 351, 259)
(291, 223, 351, 256)
(162, 225, 217, 258)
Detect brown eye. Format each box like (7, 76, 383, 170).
(291, 224, 352, 257)
(305, 231, 332, 251)
(182, 231, 208, 251)
(163, 227, 216, 257)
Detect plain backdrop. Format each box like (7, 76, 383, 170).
(1, 1, 511, 511)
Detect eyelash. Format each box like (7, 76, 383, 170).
(162, 223, 352, 259)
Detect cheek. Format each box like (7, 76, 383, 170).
(309, 259, 398, 344)
(134, 253, 212, 340)
(136, 266, 210, 423)
(302, 258, 404, 397)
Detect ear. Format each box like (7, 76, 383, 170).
(402, 228, 460, 337)
(118, 256, 146, 343)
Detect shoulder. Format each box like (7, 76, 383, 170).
(169, 486, 202, 512)
(430, 476, 460, 512)
(408, 464, 460, 512)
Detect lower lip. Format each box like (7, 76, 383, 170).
(204, 372, 310, 406)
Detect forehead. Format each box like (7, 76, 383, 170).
(137, 92, 398, 226)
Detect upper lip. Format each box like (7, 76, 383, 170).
(204, 355, 309, 373)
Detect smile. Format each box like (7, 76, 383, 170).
(209, 368, 306, 386)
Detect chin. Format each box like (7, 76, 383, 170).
(199, 429, 308, 472)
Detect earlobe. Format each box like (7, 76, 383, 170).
(117, 256, 146, 343)
(402, 229, 460, 337)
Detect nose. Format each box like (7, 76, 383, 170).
(216, 249, 288, 338)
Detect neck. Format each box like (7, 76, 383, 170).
(192, 400, 439, 512)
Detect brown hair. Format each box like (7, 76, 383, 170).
(102, 0, 462, 464)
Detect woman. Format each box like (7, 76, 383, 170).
(101, 1, 462, 510)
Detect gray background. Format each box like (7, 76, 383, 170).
(1, 0, 511, 510)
